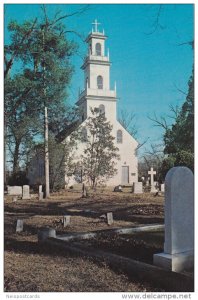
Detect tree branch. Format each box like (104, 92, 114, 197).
(4, 18, 38, 78)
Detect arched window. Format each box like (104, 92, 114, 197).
(117, 130, 123, 143)
(99, 104, 105, 116)
(95, 43, 101, 56)
(81, 127, 87, 142)
(97, 75, 103, 89)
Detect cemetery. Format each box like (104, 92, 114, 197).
(4, 167, 194, 292)
(4, 3, 194, 295)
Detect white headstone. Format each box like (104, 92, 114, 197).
(107, 212, 113, 225)
(16, 219, 23, 232)
(7, 186, 22, 196)
(23, 185, 30, 199)
(133, 182, 143, 194)
(148, 167, 157, 192)
(12, 196, 18, 202)
(160, 183, 165, 192)
(39, 185, 43, 193)
(39, 192, 43, 200)
(22, 185, 30, 200)
(63, 215, 71, 227)
(153, 167, 194, 272)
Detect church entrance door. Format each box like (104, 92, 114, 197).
(122, 166, 129, 184)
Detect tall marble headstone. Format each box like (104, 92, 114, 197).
(22, 185, 30, 200)
(39, 185, 42, 193)
(148, 167, 157, 193)
(153, 167, 194, 272)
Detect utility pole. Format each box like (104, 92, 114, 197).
(42, 25, 50, 198)
(45, 106, 50, 197)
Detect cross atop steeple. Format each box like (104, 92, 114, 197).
(92, 19, 101, 32)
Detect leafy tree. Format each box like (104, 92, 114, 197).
(163, 67, 194, 173)
(5, 7, 79, 177)
(80, 109, 120, 188)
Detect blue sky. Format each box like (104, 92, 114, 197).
(4, 3, 194, 155)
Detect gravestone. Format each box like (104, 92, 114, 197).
(114, 185, 122, 192)
(12, 196, 18, 202)
(7, 186, 22, 196)
(133, 182, 143, 194)
(63, 215, 71, 227)
(161, 183, 165, 192)
(22, 185, 30, 200)
(39, 185, 42, 193)
(16, 219, 23, 233)
(39, 192, 44, 200)
(107, 212, 113, 225)
(38, 227, 56, 242)
(153, 167, 194, 272)
(148, 167, 157, 193)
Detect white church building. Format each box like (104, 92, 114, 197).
(66, 20, 139, 187)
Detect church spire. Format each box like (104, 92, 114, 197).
(92, 19, 101, 33)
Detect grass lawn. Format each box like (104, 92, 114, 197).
(4, 189, 164, 292)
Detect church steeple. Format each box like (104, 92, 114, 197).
(76, 20, 117, 122)
(81, 19, 111, 90)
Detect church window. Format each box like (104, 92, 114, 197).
(117, 130, 123, 143)
(97, 75, 103, 89)
(99, 104, 105, 116)
(96, 43, 101, 56)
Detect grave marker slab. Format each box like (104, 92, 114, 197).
(161, 184, 165, 192)
(12, 196, 18, 202)
(63, 215, 71, 227)
(39, 192, 43, 200)
(7, 186, 22, 196)
(153, 167, 194, 272)
(39, 185, 43, 193)
(133, 182, 143, 194)
(16, 220, 23, 232)
(22, 185, 30, 200)
(107, 212, 113, 225)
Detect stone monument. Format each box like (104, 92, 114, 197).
(7, 186, 22, 196)
(161, 183, 165, 192)
(63, 215, 71, 227)
(16, 220, 23, 233)
(132, 182, 143, 194)
(38, 185, 43, 200)
(107, 212, 113, 225)
(148, 167, 157, 193)
(22, 185, 30, 200)
(153, 167, 194, 272)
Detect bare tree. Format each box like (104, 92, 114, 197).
(118, 109, 138, 138)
